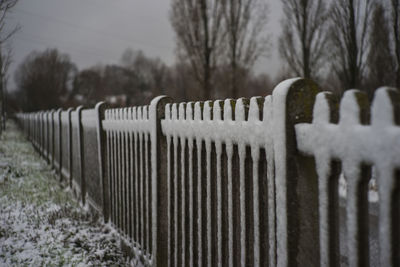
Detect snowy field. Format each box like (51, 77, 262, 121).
(0, 121, 132, 266)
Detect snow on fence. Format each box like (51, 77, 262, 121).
(15, 78, 400, 267)
(161, 97, 276, 267)
(295, 88, 400, 267)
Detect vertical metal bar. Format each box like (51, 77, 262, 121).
(139, 129, 144, 248)
(216, 141, 222, 267)
(181, 136, 186, 267)
(129, 128, 134, 242)
(145, 132, 149, 253)
(117, 116, 122, 231)
(196, 138, 203, 267)
(134, 130, 139, 244)
(252, 147, 260, 266)
(173, 134, 178, 266)
(188, 136, 194, 267)
(167, 133, 172, 267)
(238, 144, 246, 267)
(112, 112, 118, 226)
(225, 143, 233, 267)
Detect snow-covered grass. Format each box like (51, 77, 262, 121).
(0, 121, 130, 266)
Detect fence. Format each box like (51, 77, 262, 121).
(15, 78, 400, 267)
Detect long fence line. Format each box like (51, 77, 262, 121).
(16, 78, 400, 267)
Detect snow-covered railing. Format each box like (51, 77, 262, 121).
(15, 78, 400, 267)
(295, 87, 400, 267)
(60, 109, 72, 182)
(81, 107, 103, 211)
(160, 98, 276, 267)
(101, 96, 168, 266)
(104, 106, 153, 263)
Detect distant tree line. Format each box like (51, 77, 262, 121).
(279, 0, 399, 97)
(11, 47, 273, 112)
(8, 0, 400, 112)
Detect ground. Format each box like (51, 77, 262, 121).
(0, 121, 131, 266)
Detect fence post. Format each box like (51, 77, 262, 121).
(46, 111, 51, 163)
(66, 108, 73, 188)
(149, 95, 171, 267)
(39, 111, 43, 155)
(76, 106, 86, 205)
(56, 108, 63, 182)
(95, 102, 109, 222)
(273, 78, 320, 267)
(50, 110, 56, 169)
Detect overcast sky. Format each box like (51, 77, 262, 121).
(6, 0, 283, 91)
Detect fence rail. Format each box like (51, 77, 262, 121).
(15, 78, 399, 267)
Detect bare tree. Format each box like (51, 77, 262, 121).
(329, 0, 375, 91)
(391, 0, 400, 87)
(0, 45, 11, 130)
(366, 3, 395, 96)
(0, 0, 18, 132)
(121, 49, 169, 97)
(222, 0, 269, 98)
(14, 49, 77, 112)
(170, 0, 225, 100)
(279, 0, 328, 81)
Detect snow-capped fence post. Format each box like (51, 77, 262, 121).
(66, 108, 73, 185)
(33, 113, 36, 148)
(43, 111, 49, 162)
(75, 106, 86, 205)
(39, 111, 43, 156)
(56, 108, 63, 182)
(295, 87, 400, 267)
(272, 78, 320, 267)
(29, 113, 32, 141)
(149, 95, 171, 267)
(35, 113, 38, 147)
(95, 101, 109, 222)
(50, 110, 56, 169)
(26, 114, 29, 139)
(36, 112, 40, 153)
(41, 111, 45, 156)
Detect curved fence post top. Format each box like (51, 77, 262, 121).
(76, 105, 85, 113)
(150, 95, 171, 105)
(95, 101, 107, 111)
(150, 95, 172, 119)
(272, 77, 321, 267)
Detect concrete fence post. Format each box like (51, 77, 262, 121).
(273, 78, 320, 267)
(44, 111, 49, 161)
(149, 95, 171, 267)
(66, 108, 73, 188)
(76, 106, 86, 205)
(95, 102, 109, 222)
(39, 112, 43, 155)
(56, 108, 63, 181)
(41, 111, 45, 156)
(50, 110, 56, 169)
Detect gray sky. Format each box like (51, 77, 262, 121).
(6, 0, 283, 91)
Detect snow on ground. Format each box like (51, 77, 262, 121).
(0, 121, 131, 266)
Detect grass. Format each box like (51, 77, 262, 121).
(0, 121, 130, 267)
